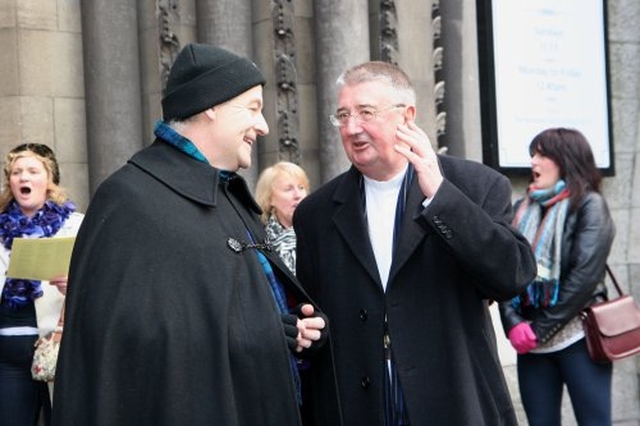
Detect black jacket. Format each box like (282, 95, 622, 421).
(295, 156, 536, 426)
(53, 141, 332, 426)
(499, 191, 615, 343)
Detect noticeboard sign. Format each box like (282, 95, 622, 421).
(476, 0, 614, 175)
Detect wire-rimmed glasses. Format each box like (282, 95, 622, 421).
(329, 104, 406, 127)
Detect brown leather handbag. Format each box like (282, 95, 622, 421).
(581, 265, 640, 363)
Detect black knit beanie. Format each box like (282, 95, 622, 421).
(162, 43, 266, 121)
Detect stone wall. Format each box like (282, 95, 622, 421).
(0, 0, 89, 210)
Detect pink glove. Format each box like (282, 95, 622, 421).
(508, 322, 538, 354)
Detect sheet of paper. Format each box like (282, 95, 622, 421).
(6, 237, 76, 281)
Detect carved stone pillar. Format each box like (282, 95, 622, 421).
(379, 0, 400, 65)
(313, 1, 370, 182)
(81, 0, 144, 192)
(273, 0, 301, 164)
(432, 0, 447, 148)
(157, 0, 183, 90)
(393, 0, 438, 144)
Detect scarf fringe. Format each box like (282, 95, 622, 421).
(512, 279, 560, 310)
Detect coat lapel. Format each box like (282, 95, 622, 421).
(388, 180, 429, 283)
(332, 168, 383, 289)
(388, 158, 445, 284)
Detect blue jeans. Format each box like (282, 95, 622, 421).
(517, 338, 612, 426)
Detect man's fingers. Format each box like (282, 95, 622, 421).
(301, 316, 325, 330)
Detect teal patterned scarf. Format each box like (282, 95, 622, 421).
(512, 180, 570, 310)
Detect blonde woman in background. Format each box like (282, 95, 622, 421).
(0, 143, 83, 425)
(256, 161, 309, 274)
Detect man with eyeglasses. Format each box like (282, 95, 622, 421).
(294, 61, 536, 426)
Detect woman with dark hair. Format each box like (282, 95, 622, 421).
(0, 143, 83, 425)
(499, 128, 615, 426)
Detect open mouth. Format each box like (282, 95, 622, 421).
(20, 187, 31, 195)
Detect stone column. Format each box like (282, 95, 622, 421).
(196, 0, 251, 53)
(80, 0, 144, 192)
(437, 0, 482, 161)
(313, 1, 370, 182)
(195, 0, 259, 187)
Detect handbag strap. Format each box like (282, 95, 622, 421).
(55, 301, 65, 333)
(606, 264, 624, 297)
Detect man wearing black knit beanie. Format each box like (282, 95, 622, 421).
(52, 43, 335, 426)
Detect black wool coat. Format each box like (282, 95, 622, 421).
(294, 155, 537, 426)
(52, 141, 331, 426)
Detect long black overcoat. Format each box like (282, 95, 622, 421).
(52, 141, 330, 426)
(294, 155, 536, 426)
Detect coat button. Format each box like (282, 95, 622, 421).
(359, 309, 368, 321)
(361, 376, 371, 388)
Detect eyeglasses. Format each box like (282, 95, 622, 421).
(329, 104, 406, 127)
